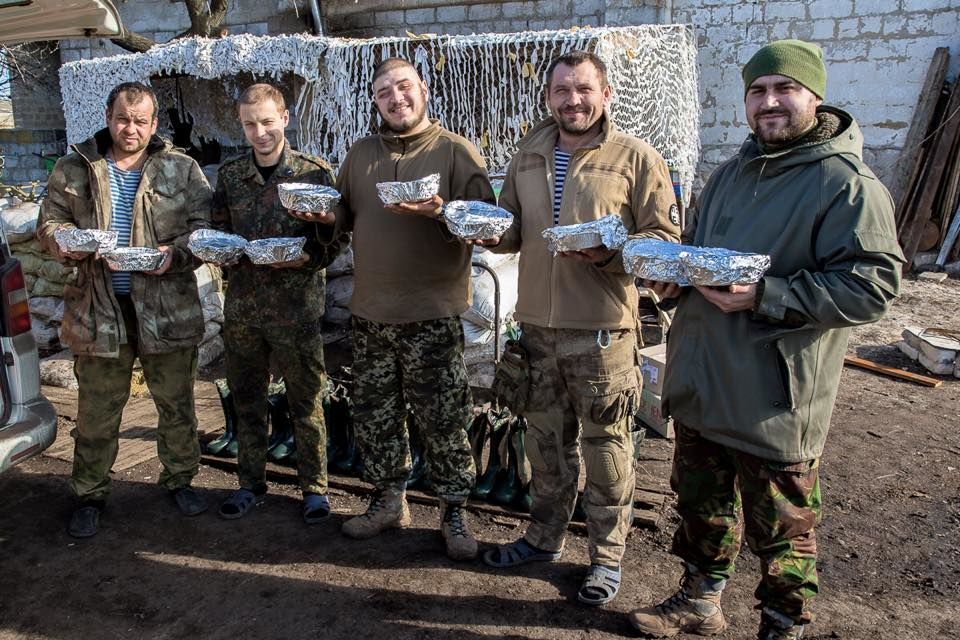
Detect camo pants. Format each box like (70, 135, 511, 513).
(71, 296, 200, 501)
(671, 422, 822, 624)
(224, 319, 327, 495)
(519, 324, 639, 567)
(351, 315, 475, 502)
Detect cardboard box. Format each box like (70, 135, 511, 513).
(638, 342, 667, 395)
(636, 387, 674, 439)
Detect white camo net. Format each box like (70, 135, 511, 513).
(60, 26, 699, 205)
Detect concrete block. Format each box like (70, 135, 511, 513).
(764, 2, 806, 20)
(405, 8, 435, 25)
(882, 14, 909, 35)
(437, 5, 468, 23)
(855, 0, 893, 14)
(375, 10, 405, 27)
(501, 2, 527, 19)
(573, 0, 604, 16)
(809, 0, 853, 19)
(769, 22, 792, 41)
(467, 3, 500, 21)
(906, 13, 934, 35)
(245, 22, 269, 36)
(930, 11, 959, 36)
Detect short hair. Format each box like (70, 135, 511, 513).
(106, 82, 158, 120)
(545, 50, 608, 90)
(237, 83, 287, 114)
(372, 57, 421, 85)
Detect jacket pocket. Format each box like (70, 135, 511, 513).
(60, 283, 96, 347)
(151, 275, 203, 341)
(575, 368, 639, 434)
(147, 184, 188, 243)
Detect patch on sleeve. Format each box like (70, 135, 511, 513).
(669, 204, 680, 226)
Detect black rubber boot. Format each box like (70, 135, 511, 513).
(207, 378, 237, 457)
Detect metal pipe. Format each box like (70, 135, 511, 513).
(471, 261, 502, 362)
(308, 0, 324, 36)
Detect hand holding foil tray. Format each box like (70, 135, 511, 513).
(54, 228, 118, 254)
(376, 173, 441, 205)
(541, 215, 628, 254)
(244, 237, 307, 265)
(622, 238, 771, 286)
(188, 229, 248, 263)
(442, 201, 514, 240)
(101, 247, 166, 272)
(277, 183, 341, 213)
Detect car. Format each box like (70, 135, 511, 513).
(0, 0, 123, 473)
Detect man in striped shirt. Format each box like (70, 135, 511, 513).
(38, 82, 212, 538)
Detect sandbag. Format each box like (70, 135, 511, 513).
(31, 277, 65, 297)
(326, 245, 354, 277)
(15, 252, 45, 276)
(472, 246, 516, 269)
(462, 256, 519, 330)
(29, 296, 65, 323)
(323, 305, 352, 326)
(463, 318, 494, 347)
(40, 355, 78, 390)
(1, 203, 40, 243)
(201, 291, 225, 324)
(38, 259, 76, 284)
(201, 320, 221, 343)
(31, 317, 60, 349)
(325, 274, 353, 309)
(198, 335, 224, 368)
(11, 237, 44, 257)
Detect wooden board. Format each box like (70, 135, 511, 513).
(843, 355, 943, 388)
(43, 381, 225, 471)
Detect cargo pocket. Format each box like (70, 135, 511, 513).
(492, 339, 531, 414)
(60, 283, 96, 347)
(575, 368, 639, 434)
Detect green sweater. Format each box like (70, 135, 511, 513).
(664, 106, 904, 462)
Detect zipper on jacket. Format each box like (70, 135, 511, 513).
(545, 155, 557, 326)
(753, 158, 768, 199)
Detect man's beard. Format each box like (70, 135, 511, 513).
(384, 100, 427, 134)
(754, 108, 817, 146)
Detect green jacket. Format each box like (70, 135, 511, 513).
(211, 145, 345, 327)
(37, 129, 211, 356)
(664, 107, 904, 462)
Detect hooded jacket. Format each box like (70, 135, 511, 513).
(493, 114, 679, 330)
(663, 107, 904, 462)
(37, 129, 211, 356)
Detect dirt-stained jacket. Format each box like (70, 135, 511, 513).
(37, 129, 211, 357)
(211, 145, 345, 326)
(663, 107, 904, 462)
(492, 113, 680, 330)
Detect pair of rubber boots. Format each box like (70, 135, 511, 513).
(469, 409, 531, 509)
(341, 486, 477, 561)
(629, 564, 804, 639)
(207, 378, 239, 458)
(325, 378, 362, 475)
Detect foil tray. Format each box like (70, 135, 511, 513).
(188, 229, 248, 263)
(622, 238, 771, 286)
(442, 201, 514, 240)
(376, 173, 441, 205)
(102, 247, 166, 272)
(542, 215, 628, 254)
(244, 237, 307, 265)
(54, 228, 118, 253)
(277, 183, 341, 213)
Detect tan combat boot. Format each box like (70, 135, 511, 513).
(629, 566, 726, 637)
(439, 501, 478, 561)
(341, 486, 411, 539)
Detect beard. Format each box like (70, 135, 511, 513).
(383, 99, 428, 134)
(753, 108, 818, 146)
(554, 106, 598, 136)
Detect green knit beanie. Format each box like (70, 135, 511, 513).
(742, 39, 826, 98)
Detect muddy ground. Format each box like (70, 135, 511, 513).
(0, 276, 958, 640)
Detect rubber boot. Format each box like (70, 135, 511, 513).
(342, 485, 411, 539)
(472, 414, 510, 500)
(267, 386, 295, 463)
(207, 378, 237, 456)
(466, 411, 490, 478)
(628, 563, 727, 637)
(493, 421, 522, 505)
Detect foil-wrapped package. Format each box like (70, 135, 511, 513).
(442, 201, 514, 240)
(277, 183, 341, 213)
(188, 229, 248, 263)
(102, 247, 166, 272)
(622, 239, 690, 284)
(542, 215, 628, 254)
(54, 228, 118, 254)
(376, 173, 441, 205)
(244, 237, 306, 265)
(622, 238, 771, 286)
(682, 246, 771, 286)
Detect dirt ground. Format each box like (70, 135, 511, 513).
(0, 276, 958, 640)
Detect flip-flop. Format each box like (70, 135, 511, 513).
(302, 493, 330, 524)
(482, 538, 561, 568)
(218, 488, 264, 519)
(577, 564, 621, 606)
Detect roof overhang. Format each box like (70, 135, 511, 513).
(0, 0, 123, 45)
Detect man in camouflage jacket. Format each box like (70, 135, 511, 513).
(211, 84, 345, 524)
(37, 82, 211, 538)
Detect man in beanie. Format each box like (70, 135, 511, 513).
(628, 40, 903, 639)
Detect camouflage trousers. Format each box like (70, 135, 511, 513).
(351, 315, 475, 501)
(72, 296, 200, 501)
(224, 319, 327, 495)
(519, 324, 639, 567)
(671, 422, 822, 624)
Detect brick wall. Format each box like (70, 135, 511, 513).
(0, 129, 67, 184)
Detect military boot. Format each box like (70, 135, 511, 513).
(628, 564, 726, 637)
(757, 609, 804, 640)
(439, 500, 478, 561)
(341, 486, 411, 539)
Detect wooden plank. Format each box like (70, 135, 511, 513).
(843, 355, 943, 388)
(634, 489, 666, 508)
(892, 48, 950, 207)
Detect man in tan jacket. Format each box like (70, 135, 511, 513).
(481, 51, 679, 605)
(292, 58, 494, 560)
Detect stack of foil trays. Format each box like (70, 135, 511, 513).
(102, 247, 166, 271)
(442, 201, 514, 240)
(376, 173, 441, 204)
(277, 183, 340, 213)
(188, 229, 248, 263)
(542, 215, 628, 254)
(53, 228, 118, 254)
(245, 237, 306, 265)
(622, 238, 771, 286)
